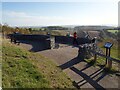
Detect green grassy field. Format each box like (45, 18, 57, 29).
(2, 40, 74, 88)
(107, 30, 118, 34)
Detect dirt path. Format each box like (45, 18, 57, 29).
(19, 41, 119, 89)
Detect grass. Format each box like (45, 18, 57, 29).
(98, 38, 119, 60)
(85, 57, 119, 75)
(30, 30, 67, 36)
(107, 30, 118, 34)
(2, 42, 49, 88)
(2, 40, 74, 88)
(85, 38, 120, 74)
(103, 66, 119, 74)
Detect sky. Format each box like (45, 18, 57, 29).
(1, 0, 119, 26)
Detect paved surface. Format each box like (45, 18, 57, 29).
(19, 41, 119, 89)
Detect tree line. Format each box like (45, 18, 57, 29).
(1, 24, 32, 38)
(0, 24, 68, 38)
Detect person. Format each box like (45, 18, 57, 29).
(66, 32, 70, 37)
(73, 32, 78, 45)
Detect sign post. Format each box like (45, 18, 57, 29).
(104, 42, 113, 69)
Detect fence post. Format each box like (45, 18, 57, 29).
(94, 53, 97, 62)
(108, 49, 112, 69)
(93, 44, 97, 62)
(105, 48, 108, 65)
(108, 59, 112, 69)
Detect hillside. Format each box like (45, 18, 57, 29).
(74, 26, 115, 31)
(2, 39, 74, 88)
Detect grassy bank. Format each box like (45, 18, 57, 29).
(2, 40, 74, 88)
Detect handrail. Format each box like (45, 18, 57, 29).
(89, 50, 120, 63)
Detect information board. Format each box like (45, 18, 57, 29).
(104, 42, 113, 48)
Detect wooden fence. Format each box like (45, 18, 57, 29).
(89, 50, 120, 69)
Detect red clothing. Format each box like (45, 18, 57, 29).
(73, 32, 77, 38)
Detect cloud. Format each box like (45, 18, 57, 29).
(3, 11, 32, 18)
(2, 11, 80, 26)
(2, 11, 117, 26)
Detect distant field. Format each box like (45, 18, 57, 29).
(107, 30, 118, 34)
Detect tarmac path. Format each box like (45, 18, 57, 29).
(19, 41, 119, 89)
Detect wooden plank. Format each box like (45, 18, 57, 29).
(89, 50, 120, 63)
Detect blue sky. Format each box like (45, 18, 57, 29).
(1, 1, 119, 26)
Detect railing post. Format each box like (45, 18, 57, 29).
(94, 53, 97, 62)
(93, 43, 97, 62)
(108, 49, 112, 69)
(105, 48, 108, 65)
(108, 59, 112, 69)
